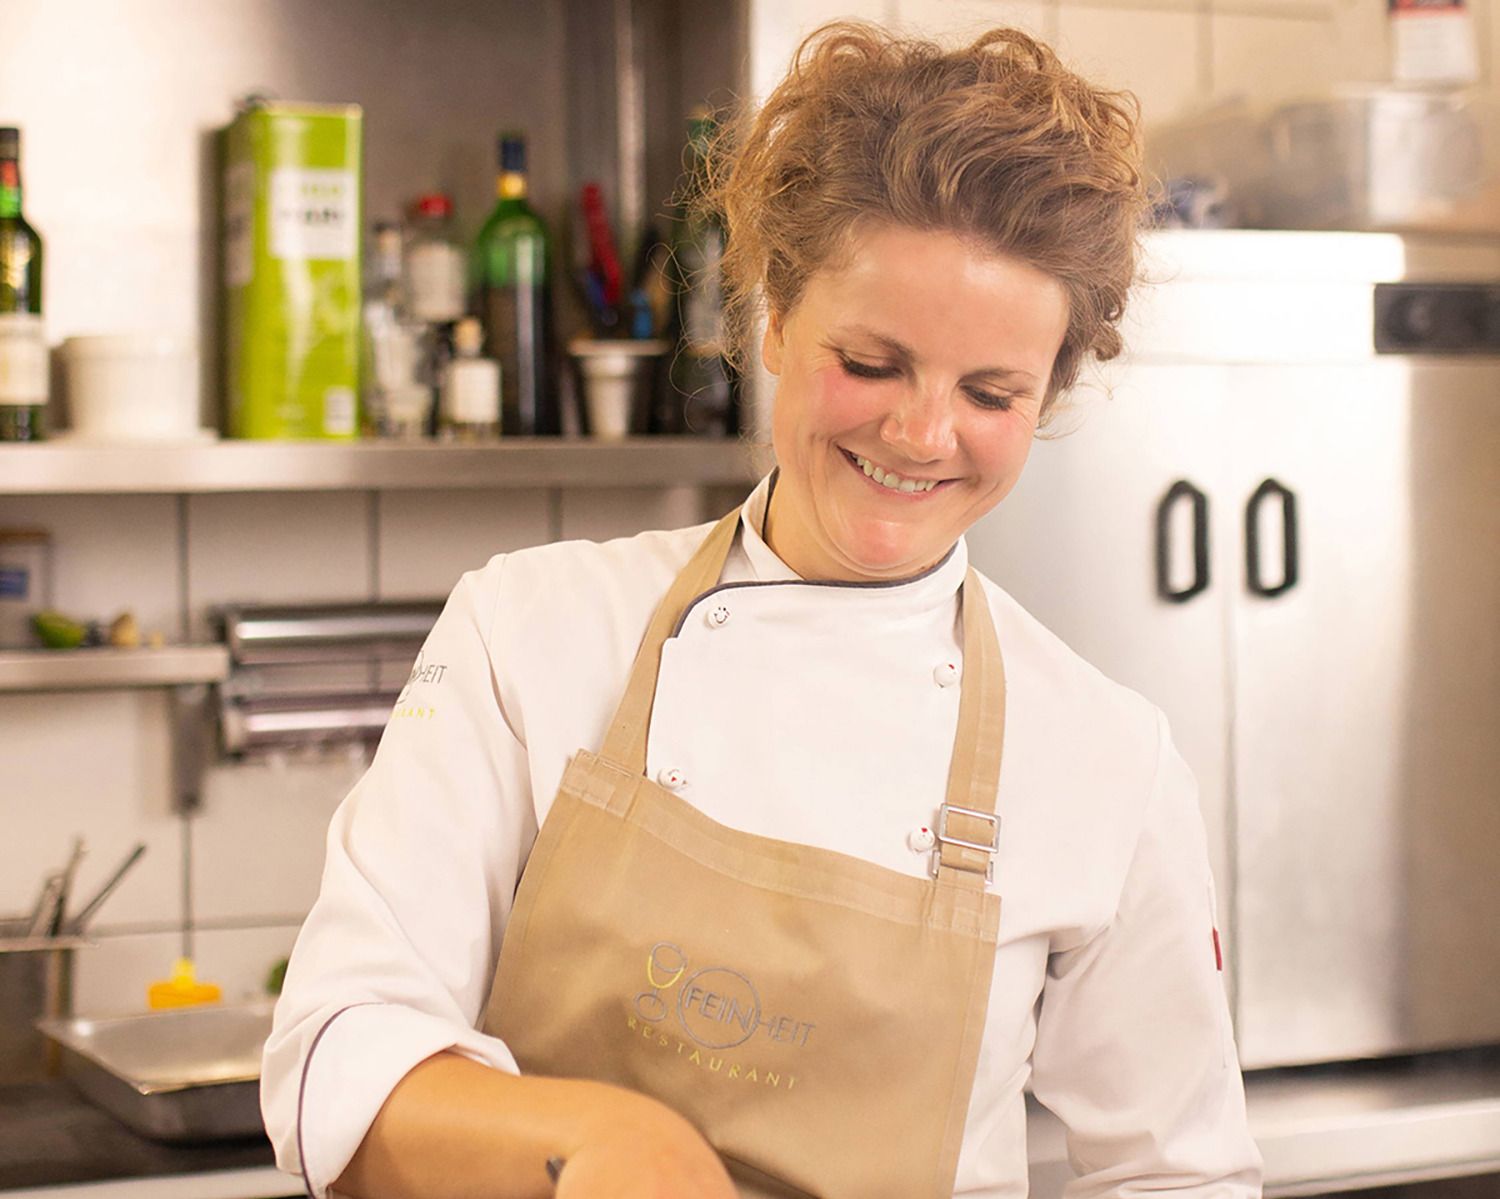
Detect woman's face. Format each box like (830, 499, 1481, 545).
(762, 224, 1070, 583)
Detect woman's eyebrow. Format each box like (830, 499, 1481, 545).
(837, 324, 1039, 382)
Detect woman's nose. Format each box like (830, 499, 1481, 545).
(881, 388, 958, 461)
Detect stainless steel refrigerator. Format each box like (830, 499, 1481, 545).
(966, 230, 1500, 1070)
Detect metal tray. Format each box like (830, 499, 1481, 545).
(35, 1000, 273, 1143)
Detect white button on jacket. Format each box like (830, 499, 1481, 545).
(261, 473, 1262, 1198)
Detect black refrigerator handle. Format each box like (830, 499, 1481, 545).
(1155, 480, 1210, 604)
(1245, 477, 1299, 598)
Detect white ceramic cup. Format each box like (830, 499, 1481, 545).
(60, 335, 199, 441)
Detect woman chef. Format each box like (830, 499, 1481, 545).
(263, 22, 1263, 1199)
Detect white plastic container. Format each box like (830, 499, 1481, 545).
(60, 335, 203, 442)
(569, 339, 669, 441)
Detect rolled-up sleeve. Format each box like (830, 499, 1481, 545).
(1029, 709, 1263, 1195)
(260, 561, 536, 1199)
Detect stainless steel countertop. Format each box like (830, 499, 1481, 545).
(1028, 1047, 1500, 1197)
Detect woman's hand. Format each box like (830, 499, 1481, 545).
(335, 1052, 736, 1199)
(556, 1088, 737, 1198)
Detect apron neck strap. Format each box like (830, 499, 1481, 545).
(600, 506, 744, 773)
(932, 566, 1006, 888)
(599, 506, 1007, 885)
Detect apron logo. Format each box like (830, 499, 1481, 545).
(635, 941, 816, 1050)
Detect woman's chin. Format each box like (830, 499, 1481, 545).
(831, 533, 941, 581)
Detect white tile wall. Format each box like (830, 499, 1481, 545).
(376, 489, 552, 600)
(72, 923, 302, 1017)
(892, 0, 1055, 42)
(557, 485, 705, 544)
(1055, 5, 1206, 126)
(0, 0, 570, 362)
(1210, 12, 1354, 106)
(747, 0, 895, 102)
(184, 492, 372, 640)
(887, 0, 1500, 130)
(2, 689, 177, 925)
(0, 494, 183, 643)
(191, 756, 366, 925)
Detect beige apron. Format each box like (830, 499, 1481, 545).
(482, 506, 1006, 1198)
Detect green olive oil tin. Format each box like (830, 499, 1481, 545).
(222, 101, 362, 440)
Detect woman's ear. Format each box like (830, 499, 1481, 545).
(761, 311, 785, 376)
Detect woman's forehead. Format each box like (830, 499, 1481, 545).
(796, 225, 1070, 364)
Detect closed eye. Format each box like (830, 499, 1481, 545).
(838, 355, 901, 381)
(839, 351, 1019, 412)
(964, 386, 1015, 412)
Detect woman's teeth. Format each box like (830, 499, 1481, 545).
(850, 452, 939, 493)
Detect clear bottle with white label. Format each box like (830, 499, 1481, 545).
(440, 317, 501, 441)
(404, 194, 466, 326)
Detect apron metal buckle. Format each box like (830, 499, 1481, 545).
(933, 803, 1000, 883)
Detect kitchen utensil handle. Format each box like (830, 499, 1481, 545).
(1245, 477, 1299, 598)
(1156, 479, 1211, 603)
(64, 842, 147, 935)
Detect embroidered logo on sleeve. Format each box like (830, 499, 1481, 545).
(393, 650, 447, 720)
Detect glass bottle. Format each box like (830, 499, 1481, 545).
(403, 194, 465, 326)
(474, 133, 556, 436)
(361, 221, 406, 437)
(665, 110, 738, 438)
(440, 316, 501, 441)
(0, 126, 47, 442)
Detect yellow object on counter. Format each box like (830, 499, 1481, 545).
(147, 957, 222, 1009)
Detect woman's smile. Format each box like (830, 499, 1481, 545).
(838, 447, 956, 497)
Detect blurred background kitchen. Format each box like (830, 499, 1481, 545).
(0, 0, 1497, 1196)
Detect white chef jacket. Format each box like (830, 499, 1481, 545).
(261, 472, 1262, 1198)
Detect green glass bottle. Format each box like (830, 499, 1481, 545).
(668, 111, 738, 437)
(0, 126, 46, 442)
(474, 133, 556, 436)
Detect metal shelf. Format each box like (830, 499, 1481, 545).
(0, 646, 230, 692)
(0, 439, 764, 495)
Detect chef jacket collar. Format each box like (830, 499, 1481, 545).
(732, 469, 969, 610)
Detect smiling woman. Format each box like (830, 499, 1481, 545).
(695, 23, 1148, 583)
(262, 19, 1261, 1199)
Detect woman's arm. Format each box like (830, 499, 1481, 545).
(334, 1052, 735, 1199)
(263, 559, 735, 1199)
(1028, 708, 1262, 1195)
(261, 565, 535, 1196)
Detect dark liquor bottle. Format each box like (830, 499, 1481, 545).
(668, 110, 738, 437)
(0, 126, 46, 442)
(474, 133, 556, 436)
